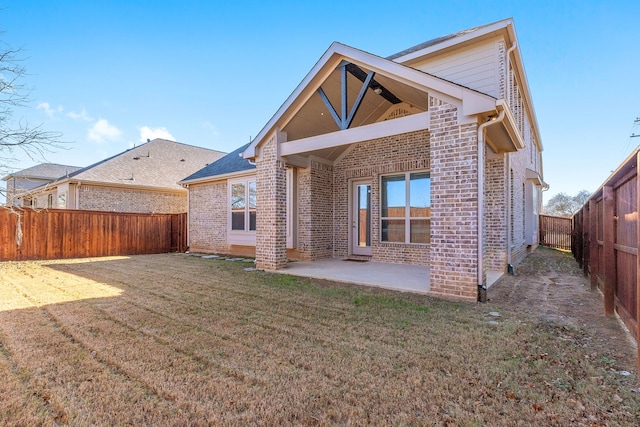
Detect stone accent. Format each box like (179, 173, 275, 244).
(77, 185, 186, 213)
(255, 134, 287, 270)
(429, 103, 479, 300)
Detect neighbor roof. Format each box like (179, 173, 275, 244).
(44, 139, 226, 191)
(180, 143, 255, 184)
(2, 163, 82, 181)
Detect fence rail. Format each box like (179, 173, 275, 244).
(572, 147, 640, 373)
(539, 214, 572, 250)
(0, 208, 187, 261)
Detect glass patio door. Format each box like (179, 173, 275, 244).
(352, 181, 372, 256)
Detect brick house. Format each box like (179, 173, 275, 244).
(19, 139, 225, 214)
(181, 18, 545, 300)
(3, 163, 82, 207)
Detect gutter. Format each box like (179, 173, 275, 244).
(477, 105, 506, 301)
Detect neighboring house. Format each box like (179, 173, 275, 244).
(3, 163, 82, 207)
(19, 139, 225, 214)
(181, 18, 546, 301)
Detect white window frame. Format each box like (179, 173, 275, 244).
(228, 177, 257, 246)
(380, 171, 431, 245)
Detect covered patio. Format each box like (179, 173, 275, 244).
(274, 259, 503, 295)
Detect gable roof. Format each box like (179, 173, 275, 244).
(2, 163, 82, 181)
(387, 18, 513, 62)
(38, 139, 226, 192)
(180, 143, 255, 184)
(242, 41, 497, 159)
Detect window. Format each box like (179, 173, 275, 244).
(230, 180, 256, 232)
(58, 192, 67, 209)
(381, 172, 430, 244)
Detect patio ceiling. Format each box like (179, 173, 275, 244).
(281, 62, 430, 162)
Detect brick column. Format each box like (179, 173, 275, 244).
(429, 102, 479, 300)
(255, 134, 288, 270)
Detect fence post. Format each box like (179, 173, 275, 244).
(636, 152, 640, 374)
(582, 204, 589, 276)
(589, 199, 598, 290)
(603, 185, 615, 316)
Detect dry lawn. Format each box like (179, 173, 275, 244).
(0, 251, 638, 426)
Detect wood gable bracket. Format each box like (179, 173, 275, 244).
(317, 61, 400, 131)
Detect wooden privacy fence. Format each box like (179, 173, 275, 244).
(0, 208, 187, 261)
(539, 214, 572, 250)
(572, 147, 640, 372)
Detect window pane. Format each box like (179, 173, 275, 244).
(248, 181, 257, 209)
(231, 183, 245, 209)
(381, 175, 405, 217)
(249, 211, 256, 231)
(410, 219, 430, 244)
(231, 212, 245, 230)
(382, 219, 405, 242)
(410, 173, 430, 218)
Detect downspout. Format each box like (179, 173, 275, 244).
(186, 184, 190, 252)
(477, 108, 506, 301)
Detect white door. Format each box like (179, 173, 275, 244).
(352, 180, 372, 256)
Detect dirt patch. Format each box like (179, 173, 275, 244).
(489, 247, 638, 374)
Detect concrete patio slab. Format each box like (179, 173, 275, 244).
(272, 258, 504, 296)
(275, 258, 431, 294)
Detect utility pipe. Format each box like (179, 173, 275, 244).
(504, 42, 517, 268)
(477, 107, 505, 297)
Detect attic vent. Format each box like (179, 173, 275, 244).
(180, 159, 185, 162)
(376, 102, 424, 123)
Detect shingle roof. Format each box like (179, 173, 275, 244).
(386, 19, 506, 60)
(63, 139, 226, 190)
(2, 163, 83, 181)
(181, 143, 255, 183)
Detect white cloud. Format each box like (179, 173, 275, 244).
(139, 126, 175, 143)
(37, 102, 63, 118)
(88, 119, 122, 143)
(67, 108, 93, 122)
(201, 121, 220, 138)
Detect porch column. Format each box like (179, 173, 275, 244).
(255, 132, 288, 270)
(429, 101, 479, 301)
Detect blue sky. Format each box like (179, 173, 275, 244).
(2, 0, 639, 205)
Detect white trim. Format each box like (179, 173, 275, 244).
(180, 170, 256, 186)
(227, 177, 257, 246)
(280, 111, 430, 157)
(379, 171, 431, 245)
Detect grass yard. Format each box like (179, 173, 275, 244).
(0, 253, 638, 426)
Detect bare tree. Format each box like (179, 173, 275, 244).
(1, 38, 64, 203)
(543, 190, 591, 217)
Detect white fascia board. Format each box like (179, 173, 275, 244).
(179, 170, 257, 187)
(280, 111, 429, 157)
(391, 19, 513, 64)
